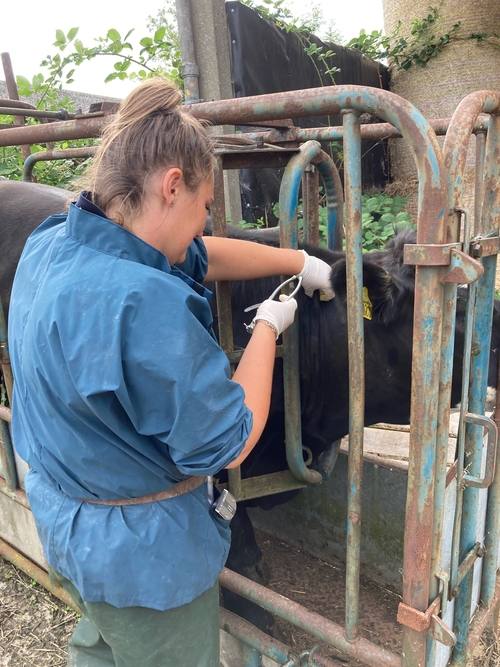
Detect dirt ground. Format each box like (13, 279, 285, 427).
(0, 531, 499, 667)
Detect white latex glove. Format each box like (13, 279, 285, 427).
(252, 296, 298, 339)
(297, 249, 335, 300)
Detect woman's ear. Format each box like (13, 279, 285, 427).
(161, 168, 184, 204)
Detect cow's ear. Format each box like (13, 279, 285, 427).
(330, 258, 411, 324)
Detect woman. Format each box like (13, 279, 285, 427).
(9, 77, 334, 667)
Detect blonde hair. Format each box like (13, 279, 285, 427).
(81, 77, 214, 224)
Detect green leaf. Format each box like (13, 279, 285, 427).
(154, 27, 166, 43)
(114, 62, 123, 71)
(107, 29, 121, 42)
(104, 72, 118, 82)
(16, 75, 31, 90)
(140, 37, 153, 47)
(380, 213, 395, 223)
(55, 29, 66, 44)
(67, 27, 79, 41)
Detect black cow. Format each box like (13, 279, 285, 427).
(1, 179, 499, 635)
(207, 223, 500, 631)
(0, 179, 73, 318)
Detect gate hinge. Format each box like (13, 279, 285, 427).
(397, 596, 457, 647)
(404, 243, 484, 285)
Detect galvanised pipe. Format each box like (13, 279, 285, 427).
(0, 418, 17, 490)
(175, 0, 200, 104)
(23, 147, 97, 182)
(452, 111, 500, 666)
(219, 568, 402, 667)
(279, 141, 323, 486)
(342, 110, 364, 643)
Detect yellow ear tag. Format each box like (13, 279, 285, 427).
(363, 287, 373, 320)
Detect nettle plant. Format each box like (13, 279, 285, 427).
(238, 192, 413, 253)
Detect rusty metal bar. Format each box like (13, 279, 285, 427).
(400, 108, 448, 667)
(0, 536, 81, 611)
(219, 568, 402, 667)
(23, 147, 96, 182)
(218, 469, 307, 502)
(0, 299, 13, 407)
(474, 132, 486, 235)
(239, 117, 491, 146)
(279, 142, 323, 486)
(0, 106, 77, 120)
(0, 108, 491, 152)
(0, 476, 29, 508)
(342, 109, 364, 643)
(0, 115, 109, 146)
(220, 608, 346, 667)
(1, 52, 30, 160)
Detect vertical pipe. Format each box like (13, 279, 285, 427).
(476, 115, 500, 615)
(342, 110, 364, 642)
(482, 372, 500, 612)
(0, 418, 18, 490)
(0, 52, 30, 160)
(174, 0, 200, 104)
(279, 142, 322, 486)
(302, 166, 319, 245)
(212, 157, 242, 499)
(474, 132, 486, 236)
(452, 114, 500, 666)
(0, 299, 13, 405)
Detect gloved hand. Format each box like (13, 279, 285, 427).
(297, 249, 335, 300)
(252, 296, 298, 339)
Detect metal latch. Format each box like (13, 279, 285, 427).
(397, 595, 457, 647)
(404, 244, 484, 285)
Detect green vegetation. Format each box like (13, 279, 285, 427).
(346, 3, 500, 71)
(238, 192, 414, 253)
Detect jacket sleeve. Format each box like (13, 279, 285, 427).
(115, 272, 252, 476)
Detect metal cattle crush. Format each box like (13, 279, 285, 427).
(0, 84, 500, 667)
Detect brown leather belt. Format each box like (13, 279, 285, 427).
(78, 476, 206, 506)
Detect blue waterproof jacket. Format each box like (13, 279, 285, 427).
(9, 197, 252, 610)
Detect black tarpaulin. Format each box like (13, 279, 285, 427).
(225, 1, 390, 224)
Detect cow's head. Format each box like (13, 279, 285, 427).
(329, 228, 416, 325)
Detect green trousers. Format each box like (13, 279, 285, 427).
(52, 571, 221, 667)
